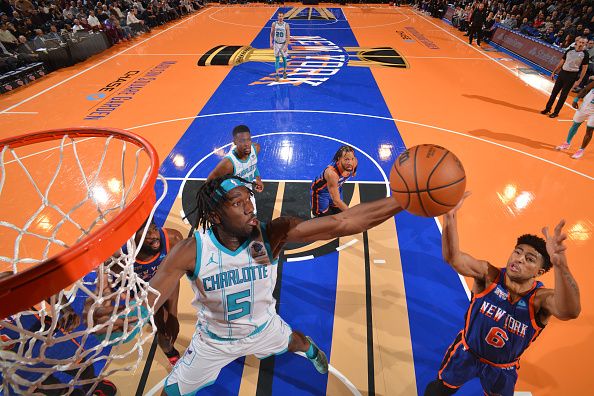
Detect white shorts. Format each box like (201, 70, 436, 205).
(274, 42, 288, 58)
(164, 314, 292, 395)
(574, 108, 594, 127)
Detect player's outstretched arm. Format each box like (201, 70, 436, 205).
(148, 238, 197, 312)
(326, 169, 349, 211)
(268, 196, 402, 250)
(207, 158, 234, 181)
(539, 220, 581, 321)
(441, 193, 493, 280)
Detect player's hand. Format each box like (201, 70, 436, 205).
(572, 100, 580, 109)
(444, 191, 471, 218)
(542, 220, 568, 267)
(57, 305, 81, 333)
(550, 73, 556, 81)
(253, 179, 264, 193)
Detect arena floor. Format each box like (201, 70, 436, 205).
(0, 4, 592, 396)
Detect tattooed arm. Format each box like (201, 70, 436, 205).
(538, 220, 581, 323)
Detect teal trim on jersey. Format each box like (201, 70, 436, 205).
(187, 232, 203, 281)
(164, 383, 181, 396)
(207, 228, 250, 256)
(248, 252, 254, 325)
(259, 222, 279, 265)
(202, 319, 269, 342)
(231, 146, 251, 163)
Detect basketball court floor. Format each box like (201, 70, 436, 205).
(0, 4, 592, 396)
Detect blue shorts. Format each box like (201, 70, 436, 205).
(438, 332, 518, 396)
(310, 189, 341, 217)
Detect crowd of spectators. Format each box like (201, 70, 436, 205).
(0, 0, 205, 75)
(417, 1, 594, 48)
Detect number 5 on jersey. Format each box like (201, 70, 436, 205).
(227, 290, 251, 320)
(485, 326, 509, 348)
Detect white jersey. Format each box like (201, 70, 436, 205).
(189, 224, 278, 340)
(225, 145, 258, 183)
(273, 21, 287, 44)
(580, 88, 594, 114)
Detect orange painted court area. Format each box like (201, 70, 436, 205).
(1, 4, 592, 396)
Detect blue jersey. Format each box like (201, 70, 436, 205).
(310, 162, 355, 215)
(134, 228, 169, 282)
(462, 268, 544, 365)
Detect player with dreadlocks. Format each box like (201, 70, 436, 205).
(132, 174, 403, 395)
(310, 145, 358, 217)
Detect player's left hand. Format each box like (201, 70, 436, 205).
(253, 179, 264, 193)
(572, 100, 580, 109)
(57, 304, 81, 333)
(542, 219, 568, 267)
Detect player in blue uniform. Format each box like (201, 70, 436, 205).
(310, 145, 358, 217)
(132, 221, 183, 366)
(0, 272, 117, 395)
(425, 194, 581, 396)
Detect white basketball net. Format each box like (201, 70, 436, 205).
(0, 134, 164, 395)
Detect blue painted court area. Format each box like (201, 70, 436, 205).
(156, 7, 481, 395)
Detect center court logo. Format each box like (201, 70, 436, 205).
(197, 36, 408, 87)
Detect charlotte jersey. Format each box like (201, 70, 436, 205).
(580, 88, 594, 114)
(463, 268, 544, 364)
(188, 223, 277, 340)
(273, 21, 287, 44)
(226, 144, 259, 183)
(132, 228, 170, 282)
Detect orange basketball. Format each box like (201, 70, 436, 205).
(390, 144, 466, 217)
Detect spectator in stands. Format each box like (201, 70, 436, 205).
(519, 17, 532, 35)
(0, 22, 18, 50)
(502, 14, 517, 29)
(32, 28, 46, 50)
(87, 10, 101, 30)
(72, 18, 84, 33)
(127, 8, 147, 34)
(16, 35, 42, 63)
(483, 13, 497, 43)
(543, 26, 556, 44)
(46, 25, 63, 43)
(0, 41, 19, 72)
(14, 0, 35, 15)
(542, 36, 590, 118)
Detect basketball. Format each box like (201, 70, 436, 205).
(390, 144, 466, 217)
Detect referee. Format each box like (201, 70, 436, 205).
(542, 37, 590, 118)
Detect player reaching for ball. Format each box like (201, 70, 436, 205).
(424, 194, 581, 396)
(93, 174, 403, 395)
(310, 145, 358, 218)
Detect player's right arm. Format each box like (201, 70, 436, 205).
(267, 196, 402, 257)
(148, 238, 197, 312)
(207, 158, 234, 181)
(325, 168, 349, 211)
(573, 80, 594, 108)
(441, 193, 497, 285)
(270, 22, 275, 48)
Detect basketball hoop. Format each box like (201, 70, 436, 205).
(0, 127, 164, 395)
